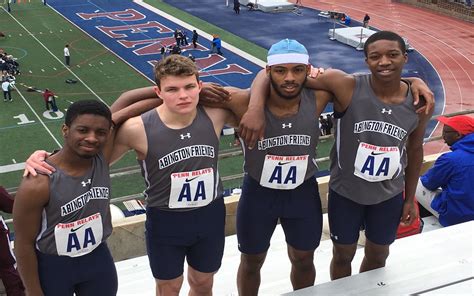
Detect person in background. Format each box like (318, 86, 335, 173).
(192, 30, 199, 49)
(416, 115, 474, 226)
(63, 44, 70, 66)
(0, 186, 25, 296)
(43, 88, 58, 112)
(363, 14, 371, 28)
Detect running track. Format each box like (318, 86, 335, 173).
(296, 0, 474, 155)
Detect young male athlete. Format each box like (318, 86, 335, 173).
(109, 55, 246, 296)
(234, 39, 336, 296)
(244, 31, 434, 280)
(14, 100, 118, 296)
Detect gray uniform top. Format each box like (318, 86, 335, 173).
(243, 88, 319, 190)
(139, 105, 222, 210)
(36, 153, 112, 257)
(329, 74, 419, 205)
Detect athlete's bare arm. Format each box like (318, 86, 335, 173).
(110, 116, 148, 164)
(13, 175, 50, 296)
(203, 88, 251, 138)
(401, 109, 433, 225)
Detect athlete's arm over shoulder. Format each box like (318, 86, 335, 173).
(204, 89, 250, 137)
(110, 116, 147, 164)
(13, 175, 50, 296)
(314, 90, 334, 117)
(305, 69, 354, 112)
(401, 109, 433, 225)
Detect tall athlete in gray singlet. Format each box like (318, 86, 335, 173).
(329, 74, 419, 203)
(139, 105, 222, 210)
(236, 39, 333, 295)
(14, 100, 118, 296)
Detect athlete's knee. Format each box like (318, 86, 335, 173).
(156, 277, 182, 296)
(288, 247, 315, 270)
(240, 253, 267, 273)
(332, 243, 357, 265)
(187, 271, 214, 295)
(364, 240, 390, 265)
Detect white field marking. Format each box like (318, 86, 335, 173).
(28, 70, 32, 74)
(2, 6, 109, 106)
(19, 33, 22, 36)
(53, 67, 57, 70)
(99, 62, 103, 65)
(134, 0, 266, 68)
(77, 65, 81, 68)
(12, 159, 16, 164)
(13, 86, 62, 147)
(41, 69, 45, 72)
(0, 163, 25, 174)
(110, 60, 115, 64)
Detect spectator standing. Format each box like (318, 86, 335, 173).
(363, 13, 371, 28)
(174, 29, 181, 46)
(182, 30, 189, 46)
(319, 116, 327, 136)
(43, 89, 58, 112)
(192, 30, 199, 48)
(325, 113, 333, 135)
(2, 79, 12, 102)
(234, 0, 240, 14)
(63, 44, 70, 66)
(211, 35, 223, 55)
(0, 186, 25, 296)
(417, 115, 474, 226)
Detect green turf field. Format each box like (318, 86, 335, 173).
(0, 1, 333, 203)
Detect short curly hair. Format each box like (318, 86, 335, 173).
(154, 55, 199, 88)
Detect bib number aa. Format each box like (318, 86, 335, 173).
(260, 155, 308, 190)
(169, 168, 214, 208)
(354, 142, 400, 182)
(54, 213, 103, 257)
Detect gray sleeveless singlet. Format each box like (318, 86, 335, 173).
(243, 88, 320, 190)
(139, 105, 222, 210)
(329, 74, 419, 205)
(36, 153, 112, 257)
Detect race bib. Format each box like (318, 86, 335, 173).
(54, 213, 103, 257)
(354, 142, 401, 182)
(260, 155, 308, 190)
(169, 168, 214, 208)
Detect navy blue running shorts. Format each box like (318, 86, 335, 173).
(37, 243, 118, 296)
(328, 189, 404, 245)
(237, 175, 322, 254)
(145, 198, 225, 280)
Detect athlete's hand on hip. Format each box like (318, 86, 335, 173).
(239, 106, 265, 150)
(400, 200, 417, 226)
(23, 150, 54, 177)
